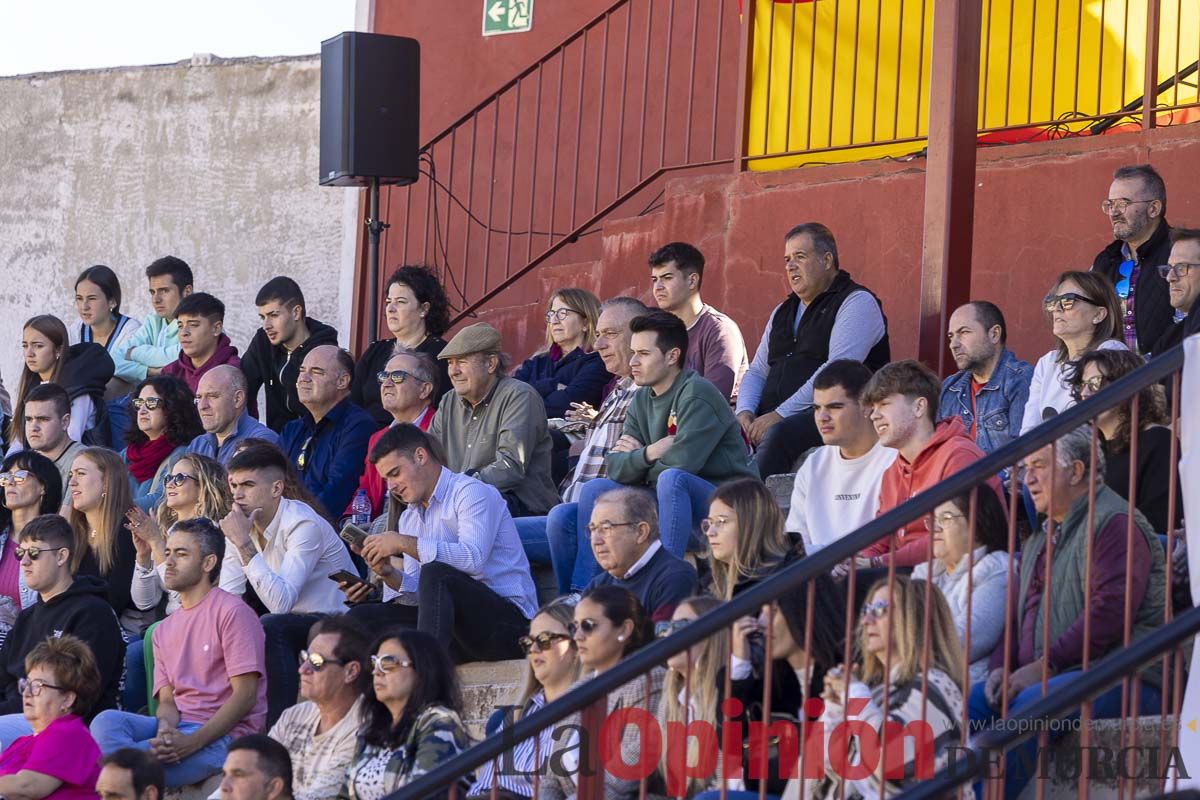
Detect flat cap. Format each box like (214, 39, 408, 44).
(438, 322, 503, 359)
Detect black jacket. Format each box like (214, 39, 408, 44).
(241, 318, 340, 432)
(0, 575, 126, 718)
(1092, 218, 1174, 355)
(58, 342, 115, 447)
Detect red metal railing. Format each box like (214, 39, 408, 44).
(390, 343, 1190, 800)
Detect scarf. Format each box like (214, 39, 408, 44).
(126, 436, 176, 483)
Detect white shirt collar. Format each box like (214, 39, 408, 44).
(624, 540, 662, 579)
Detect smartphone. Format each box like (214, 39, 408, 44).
(328, 570, 365, 587)
(339, 522, 368, 551)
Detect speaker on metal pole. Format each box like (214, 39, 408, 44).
(319, 32, 420, 187)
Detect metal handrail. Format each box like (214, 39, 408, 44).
(390, 343, 1187, 799)
(897, 604, 1200, 800)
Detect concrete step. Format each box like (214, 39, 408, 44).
(459, 658, 527, 739)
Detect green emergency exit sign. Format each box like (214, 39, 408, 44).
(483, 0, 533, 36)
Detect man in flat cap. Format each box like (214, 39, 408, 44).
(428, 323, 560, 516)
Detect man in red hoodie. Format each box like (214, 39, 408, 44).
(162, 293, 241, 393)
(857, 359, 1002, 568)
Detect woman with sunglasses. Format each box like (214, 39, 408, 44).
(911, 488, 1011, 684)
(1020, 270, 1126, 435)
(121, 376, 204, 512)
(807, 576, 964, 800)
(513, 289, 610, 421)
(340, 629, 471, 800)
(64, 448, 140, 629)
(467, 600, 581, 799)
(705, 477, 799, 601)
(0, 451, 63, 645)
(540, 586, 661, 800)
(0, 635, 103, 800)
(1069, 348, 1180, 532)
(352, 266, 452, 425)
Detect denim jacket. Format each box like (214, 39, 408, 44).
(938, 348, 1033, 454)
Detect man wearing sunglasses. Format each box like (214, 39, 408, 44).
(1153, 228, 1200, 354)
(1091, 164, 1174, 355)
(92, 518, 266, 789)
(0, 514, 125, 748)
(20, 383, 85, 491)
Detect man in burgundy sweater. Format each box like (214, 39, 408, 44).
(968, 426, 1165, 798)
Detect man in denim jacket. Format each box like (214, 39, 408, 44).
(938, 301, 1033, 454)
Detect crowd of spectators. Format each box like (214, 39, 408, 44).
(0, 161, 1191, 800)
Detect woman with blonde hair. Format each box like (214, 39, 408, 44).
(705, 477, 798, 601)
(64, 448, 138, 624)
(467, 600, 581, 799)
(807, 576, 965, 800)
(513, 288, 610, 418)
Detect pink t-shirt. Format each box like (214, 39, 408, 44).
(0, 715, 101, 800)
(0, 534, 22, 608)
(152, 587, 267, 738)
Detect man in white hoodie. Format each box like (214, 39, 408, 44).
(786, 359, 896, 555)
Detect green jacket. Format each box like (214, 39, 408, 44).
(1018, 485, 1165, 686)
(124, 314, 180, 381)
(605, 369, 755, 486)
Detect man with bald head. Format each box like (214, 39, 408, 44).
(188, 365, 279, 465)
(280, 346, 378, 519)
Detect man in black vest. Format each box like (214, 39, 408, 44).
(735, 223, 890, 478)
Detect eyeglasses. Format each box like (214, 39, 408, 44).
(163, 473, 199, 488)
(699, 516, 733, 536)
(1075, 375, 1107, 399)
(567, 619, 601, 638)
(654, 619, 692, 639)
(0, 470, 32, 486)
(517, 632, 572, 654)
(14, 546, 65, 562)
(377, 369, 422, 385)
(1043, 292, 1099, 313)
(18, 678, 66, 697)
(545, 308, 582, 323)
(371, 654, 414, 674)
(299, 650, 345, 671)
(585, 520, 637, 537)
(131, 397, 164, 411)
(1101, 198, 1155, 215)
(860, 598, 890, 621)
(928, 511, 965, 532)
(1158, 263, 1198, 280)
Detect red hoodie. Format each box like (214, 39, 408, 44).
(860, 416, 1003, 567)
(162, 334, 241, 394)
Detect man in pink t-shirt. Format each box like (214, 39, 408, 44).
(91, 518, 266, 788)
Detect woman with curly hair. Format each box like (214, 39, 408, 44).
(121, 376, 203, 511)
(352, 266, 452, 425)
(1071, 347, 1180, 531)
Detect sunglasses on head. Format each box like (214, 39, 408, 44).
(163, 473, 199, 488)
(131, 397, 164, 411)
(1043, 292, 1098, 313)
(299, 650, 345, 672)
(567, 619, 601, 637)
(517, 631, 572, 654)
(0, 470, 31, 487)
(655, 619, 692, 639)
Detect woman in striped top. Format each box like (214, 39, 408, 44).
(467, 600, 581, 799)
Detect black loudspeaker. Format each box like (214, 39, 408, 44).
(319, 32, 420, 187)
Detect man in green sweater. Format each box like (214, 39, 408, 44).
(575, 310, 755, 557)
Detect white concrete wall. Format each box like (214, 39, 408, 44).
(0, 54, 359, 389)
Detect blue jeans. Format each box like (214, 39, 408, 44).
(90, 713, 230, 787)
(122, 638, 148, 712)
(968, 671, 1162, 799)
(654, 468, 715, 556)
(515, 506, 585, 595)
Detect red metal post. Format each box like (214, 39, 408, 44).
(732, 0, 756, 171)
(917, 0, 983, 374)
(1143, 0, 1162, 129)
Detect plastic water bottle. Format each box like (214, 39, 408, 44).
(350, 490, 371, 528)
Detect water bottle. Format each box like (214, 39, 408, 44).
(350, 490, 371, 528)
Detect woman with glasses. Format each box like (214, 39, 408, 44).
(911, 488, 1011, 684)
(541, 586, 662, 800)
(1070, 348, 1180, 532)
(352, 266, 452, 425)
(513, 288, 610, 419)
(64, 448, 140, 629)
(468, 600, 581, 799)
(807, 576, 964, 800)
(340, 628, 470, 800)
(1020, 270, 1126, 435)
(705, 477, 798, 601)
(121, 376, 203, 512)
(0, 634, 103, 800)
(0, 451, 63, 645)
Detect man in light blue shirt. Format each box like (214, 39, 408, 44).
(344, 424, 537, 662)
(187, 366, 279, 466)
